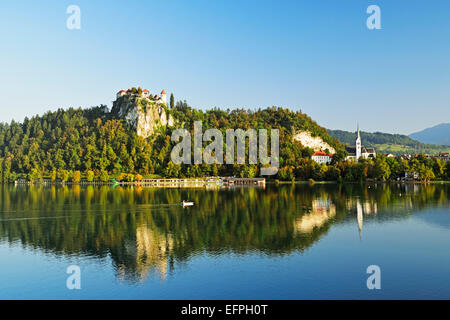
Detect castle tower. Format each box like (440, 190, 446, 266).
(356, 123, 362, 160)
(161, 90, 167, 104)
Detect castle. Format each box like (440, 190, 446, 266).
(345, 124, 376, 161)
(117, 88, 167, 104)
(112, 88, 173, 139)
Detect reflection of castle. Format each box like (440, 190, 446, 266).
(117, 226, 174, 282)
(294, 198, 336, 234)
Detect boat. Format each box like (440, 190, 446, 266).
(182, 200, 194, 207)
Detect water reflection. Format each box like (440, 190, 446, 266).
(294, 198, 336, 234)
(0, 183, 449, 283)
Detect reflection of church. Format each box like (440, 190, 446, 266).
(352, 198, 378, 239)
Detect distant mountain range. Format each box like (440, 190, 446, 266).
(328, 129, 450, 155)
(409, 123, 450, 146)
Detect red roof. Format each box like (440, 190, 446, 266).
(143, 89, 149, 92)
(161, 90, 166, 94)
(117, 90, 126, 93)
(312, 151, 332, 157)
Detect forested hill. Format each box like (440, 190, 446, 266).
(328, 129, 450, 155)
(0, 102, 344, 182)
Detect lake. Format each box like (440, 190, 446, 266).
(0, 183, 449, 299)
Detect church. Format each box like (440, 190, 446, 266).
(345, 125, 376, 161)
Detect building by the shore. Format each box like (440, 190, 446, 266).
(311, 151, 333, 164)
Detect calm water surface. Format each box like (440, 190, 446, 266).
(0, 183, 449, 299)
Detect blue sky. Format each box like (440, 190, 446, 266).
(0, 0, 449, 134)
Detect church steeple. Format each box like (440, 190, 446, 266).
(357, 123, 361, 141)
(356, 122, 362, 160)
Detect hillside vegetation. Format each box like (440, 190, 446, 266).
(328, 129, 450, 155)
(2, 100, 448, 183)
(0, 102, 344, 182)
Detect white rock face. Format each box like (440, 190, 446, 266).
(112, 96, 175, 139)
(293, 131, 336, 154)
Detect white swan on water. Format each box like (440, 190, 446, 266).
(182, 200, 194, 207)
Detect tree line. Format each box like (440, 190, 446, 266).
(277, 153, 450, 182)
(0, 102, 448, 183)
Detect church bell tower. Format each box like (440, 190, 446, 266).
(356, 123, 362, 160)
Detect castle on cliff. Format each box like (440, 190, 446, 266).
(111, 87, 173, 139)
(116, 88, 167, 104)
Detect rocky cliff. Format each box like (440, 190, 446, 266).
(111, 95, 174, 138)
(293, 131, 336, 153)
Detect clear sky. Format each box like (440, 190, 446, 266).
(1, 0, 449, 134)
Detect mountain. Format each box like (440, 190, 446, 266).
(327, 129, 450, 155)
(409, 123, 450, 146)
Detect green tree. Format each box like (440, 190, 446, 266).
(373, 157, 391, 181)
(433, 159, 445, 179)
(446, 161, 450, 180)
(100, 170, 109, 182)
(58, 170, 70, 183)
(170, 93, 175, 109)
(50, 169, 57, 182)
(86, 170, 95, 182)
(72, 170, 82, 183)
(28, 168, 43, 183)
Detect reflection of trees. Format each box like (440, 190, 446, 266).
(0, 183, 448, 282)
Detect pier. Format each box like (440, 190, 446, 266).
(126, 177, 266, 188)
(221, 177, 266, 187)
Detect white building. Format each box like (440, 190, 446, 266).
(116, 90, 127, 99)
(311, 151, 332, 164)
(160, 90, 167, 104)
(438, 152, 450, 162)
(115, 88, 168, 105)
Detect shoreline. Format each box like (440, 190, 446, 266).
(6, 178, 450, 188)
(273, 180, 450, 185)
